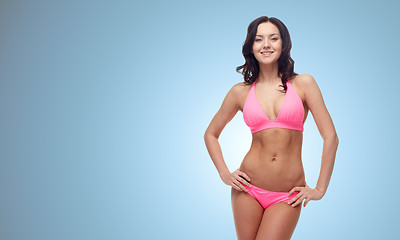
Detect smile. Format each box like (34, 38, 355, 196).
(261, 52, 273, 56)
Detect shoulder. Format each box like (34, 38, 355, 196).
(291, 73, 317, 88)
(222, 81, 251, 110)
(232, 81, 250, 90)
(290, 74, 319, 95)
(289, 74, 319, 106)
(227, 81, 251, 98)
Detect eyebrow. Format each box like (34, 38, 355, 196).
(256, 33, 280, 37)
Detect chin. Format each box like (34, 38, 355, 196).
(259, 60, 278, 65)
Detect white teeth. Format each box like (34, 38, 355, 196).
(261, 52, 273, 55)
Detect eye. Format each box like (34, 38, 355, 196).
(255, 39, 262, 42)
(271, 37, 278, 40)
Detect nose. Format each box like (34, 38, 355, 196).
(264, 39, 271, 49)
(263, 39, 271, 49)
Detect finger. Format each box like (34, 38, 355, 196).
(231, 184, 242, 191)
(287, 193, 302, 205)
(292, 195, 306, 207)
(233, 179, 248, 192)
(304, 199, 310, 207)
(288, 187, 302, 196)
(237, 175, 251, 187)
(238, 171, 251, 182)
(290, 194, 305, 207)
(230, 173, 242, 191)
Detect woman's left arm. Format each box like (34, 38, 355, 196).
(288, 74, 339, 207)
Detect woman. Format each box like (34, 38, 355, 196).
(203, 16, 339, 239)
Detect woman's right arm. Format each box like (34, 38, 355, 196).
(203, 83, 251, 192)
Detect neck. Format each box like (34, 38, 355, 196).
(257, 62, 280, 84)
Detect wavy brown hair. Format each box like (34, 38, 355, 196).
(236, 16, 298, 92)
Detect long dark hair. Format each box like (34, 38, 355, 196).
(236, 16, 297, 92)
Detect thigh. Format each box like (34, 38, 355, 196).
(255, 202, 302, 240)
(231, 187, 264, 240)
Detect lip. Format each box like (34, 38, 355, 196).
(260, 51, 274, 56)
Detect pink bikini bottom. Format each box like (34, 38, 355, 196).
(240, 182, 299, 209)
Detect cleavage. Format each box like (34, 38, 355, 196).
(255, 84, 286, 121)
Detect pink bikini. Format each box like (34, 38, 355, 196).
(240, 78, 304, 208)
(243, 78, 304, 133)
(241, 182, 299, 209)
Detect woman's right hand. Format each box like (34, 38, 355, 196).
(221, 168, 251, 192)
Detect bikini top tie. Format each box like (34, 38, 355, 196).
(243, 78, 305, 133)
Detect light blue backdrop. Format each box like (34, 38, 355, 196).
(1, 0, 399, 239)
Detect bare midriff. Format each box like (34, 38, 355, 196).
(239, 128, 306, 192)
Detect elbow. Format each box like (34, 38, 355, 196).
(323, 133, 339, 146)
(204, 130, 214, 141)
(204, 131, 208, 141)
(333, 132, 339, 144)
(204, 126, 220, 140)
(331, 134, 339, 147)
(204, 131, 218, 141)
(204, 126, 210, 139)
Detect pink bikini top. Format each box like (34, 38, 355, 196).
(243, 78, 305, 133)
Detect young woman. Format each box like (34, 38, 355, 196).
(204, 16, 339, 239)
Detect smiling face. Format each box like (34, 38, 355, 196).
(252, 21, 282, 65)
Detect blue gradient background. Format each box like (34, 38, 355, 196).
(0, 0, 399, 239)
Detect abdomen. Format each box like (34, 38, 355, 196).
(239, 129, 306, 192)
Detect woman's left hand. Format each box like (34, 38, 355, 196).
(287, 183, 325, 207)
